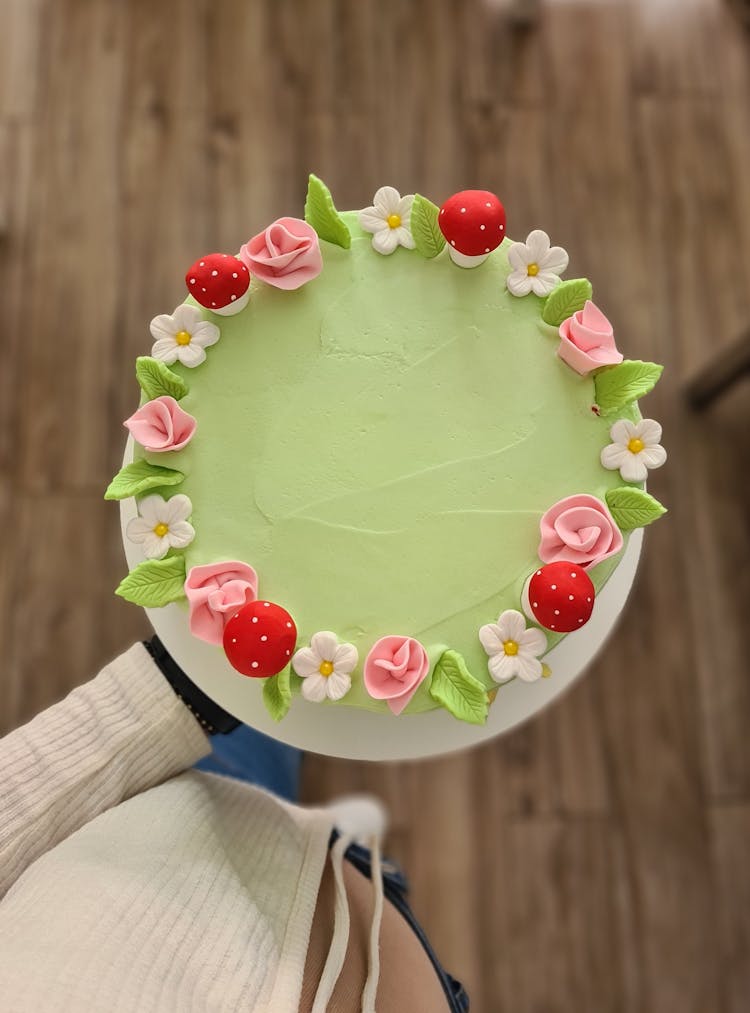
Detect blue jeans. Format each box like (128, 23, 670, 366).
(194, 726, 469, 1011)
(194, 723, 303, 801)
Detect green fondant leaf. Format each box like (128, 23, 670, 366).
(410, 193, 446, 259)
(541, 278, 593, 327)
(304, 174, 351, 249)
(135, 357, 189, 401)
(594, 360, 663, 415)
(429, 649, 488, 725)
(605, 487, 667, 530)
(104, 460, 184, 501)
(262, 666, 293, 722)
(115, 556, 187, 607)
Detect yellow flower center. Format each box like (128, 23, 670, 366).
(175, 330, 192, 346)
(503, 640, 519, 656)
(526, 262, 539, 277)
(386, 213, 402, 229)
(153, 522, 169, 538)
(319, 660, 334, 677)
(627, 437, 645, 454)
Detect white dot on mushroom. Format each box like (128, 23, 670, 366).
(554, 609, 560, 615)
(251, 617, 258, 623)
(551, 584, 557, 590)
(251, 662, 259, 669)
(211, 270, 218, 277)
(261, 635, 268, 642)
(569, 595, 574, 601)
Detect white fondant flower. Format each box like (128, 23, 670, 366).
(149, 304, 220, 368)
(506, 229, 569, 297)
(358, 186, 416, 255)
(292, 631, 358, 703)
(126, 493, 195, 560)
(479, 609, 547, 684)
(600, 418, 667, 483)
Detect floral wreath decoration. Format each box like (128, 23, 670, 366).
(106, 175, 667, 726)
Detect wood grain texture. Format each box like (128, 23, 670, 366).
(1, 1, 748, 1010)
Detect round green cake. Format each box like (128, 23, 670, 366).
(110, 177, 667, 726)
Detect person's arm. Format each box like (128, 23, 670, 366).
(0, 642, 210, 900)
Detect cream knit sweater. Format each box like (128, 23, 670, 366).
(0, 644, 337, 1012)
(0, 645, 456, 1012)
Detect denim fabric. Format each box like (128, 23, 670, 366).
(194, 722, 303, 802)
(333, 832, 470, 1012)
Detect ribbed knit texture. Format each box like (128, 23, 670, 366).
(0, 645, 334, 1012)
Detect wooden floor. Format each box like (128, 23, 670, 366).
(2, 0, 749, 1009)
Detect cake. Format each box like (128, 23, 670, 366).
(107, 176, 667, 727)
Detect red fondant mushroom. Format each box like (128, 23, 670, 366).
(186, 253, 250, 316)
(223, 600, 297, 678)
(438, 190, 506, 268)
(521, 561, 595, 633)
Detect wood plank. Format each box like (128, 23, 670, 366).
(1, 494, 147, 734)
(711, 801, 750, 1013)
(15, 0, 127, 492)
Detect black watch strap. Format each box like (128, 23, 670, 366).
(143, 635, 241, 736)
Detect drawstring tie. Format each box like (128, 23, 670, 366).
(310, 833, 384, 1012)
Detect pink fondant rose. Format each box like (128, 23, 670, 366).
(124, 396, 196, 453)
(557, 300, 623, 375)
(539, 494, 623, 569)
(184, 561, 258, 645)
(239, 217, 322, 291)
(364, 636, 430, 716)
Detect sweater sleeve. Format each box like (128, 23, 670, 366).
(0, 642, 211, 899)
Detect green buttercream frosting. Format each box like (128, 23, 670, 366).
(132, 210, 646, 717)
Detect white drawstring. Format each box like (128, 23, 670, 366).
(310, 831, 384, 1012)
(311, 833, 353, 1013)
(361, 833, 384, 1013)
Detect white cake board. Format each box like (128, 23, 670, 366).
(120, 445, 642, 761)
